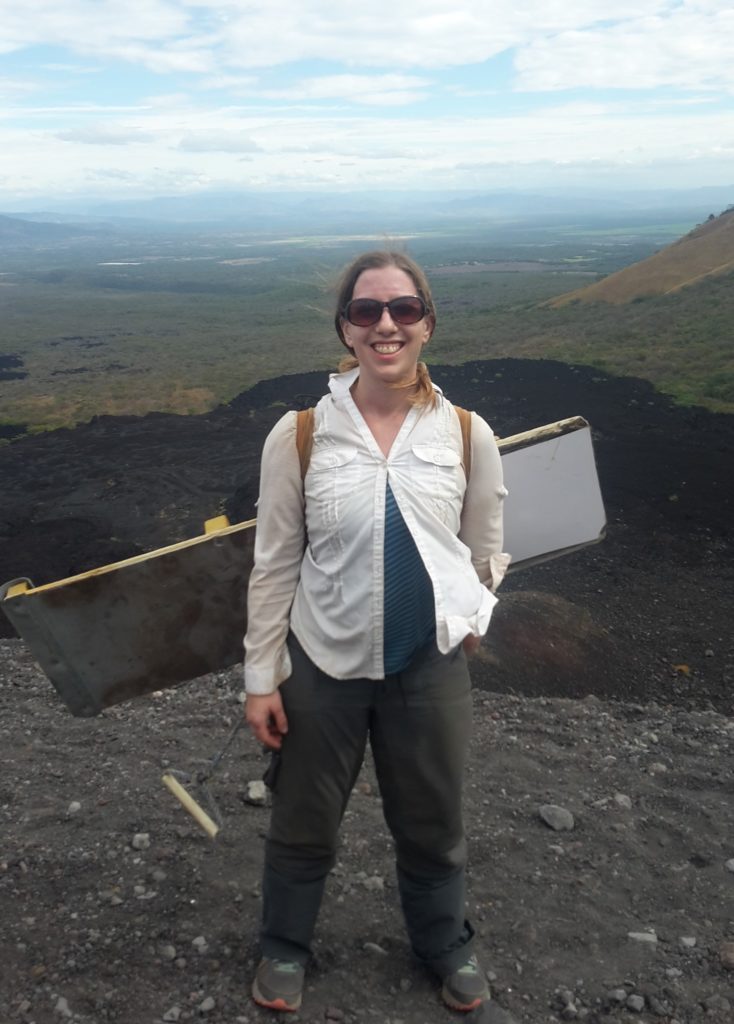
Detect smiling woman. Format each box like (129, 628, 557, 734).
(332, 250, 438, 411)
(243, 249, 512, 1015)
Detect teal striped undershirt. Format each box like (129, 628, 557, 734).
(383, 481, 436, 675)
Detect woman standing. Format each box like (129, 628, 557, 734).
(244, 250, 509, 1013)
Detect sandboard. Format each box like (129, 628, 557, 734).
(1, 416, 605, 716)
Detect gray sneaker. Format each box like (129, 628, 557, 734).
(252, 958, 304, 1012)
(441, 954, 491, 1011)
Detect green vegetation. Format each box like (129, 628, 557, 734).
(1, 216, 731, 432)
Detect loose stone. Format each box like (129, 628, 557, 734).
(614, 793, 632, 810)
(363, 941, 389, 956)
(131, 833, 150, 850)
(54, 996, 72, 1018)
(719, 940, 734, 970)
(626, 994, 645, 1012)
(162, 1007, 181, 1022)
(67, 801, 82, 816)
(538, 804, 575, 831)
(627, 931, 658, 944)
(198, 995, 215, 1012)
(703, 994, 731, 1012)
(679, 936, 696, 948)
(245, 780, 268, 806)
(647, 994, 670, 1015)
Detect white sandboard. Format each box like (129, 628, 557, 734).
(502, 420, 606, 567)
(1, 417, 604, 716)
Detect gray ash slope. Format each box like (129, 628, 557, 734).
(1, 640, 733, 1024)
(1, 358, 733, 1024)
(1, 357, 732, 713)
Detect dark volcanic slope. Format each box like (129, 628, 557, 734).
(1, 358, 732, 713)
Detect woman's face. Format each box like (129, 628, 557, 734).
(340, 266, 433, 391)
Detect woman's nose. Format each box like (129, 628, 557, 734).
(376, 306, 398, 330)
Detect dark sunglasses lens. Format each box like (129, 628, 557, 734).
(389, 297, 425, 324)
(345, 296, 426, 326)
(346, 299, 382, 326)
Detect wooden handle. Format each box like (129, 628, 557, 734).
(162, 773, 220, 839)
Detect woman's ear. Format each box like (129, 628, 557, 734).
(340, 319, 355, 350)
(421, 315, 435, 346)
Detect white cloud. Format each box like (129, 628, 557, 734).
(0, 1, 187, 51)
(0, 76, 40, 99)
(177, 131, 260, 152)
(40, 62, 101, 73)
(2, 1, 731, 99)
(93, 41, 214, 74)
(0, 1, 732, 198)
(209, 1, 670, 70)
(260, 74, 432, 107)
(0, 1, 679, 74)
(199, 73, 258, 92)
(56, 124, 156, 145)
(5, 101, 729, 196)
(0, 104, 149, 120)
(142, 92, 192, 108)
(0, 0, 214, 72)
(515, 6, 734, 93)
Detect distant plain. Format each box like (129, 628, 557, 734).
(1, 209, 733, 434)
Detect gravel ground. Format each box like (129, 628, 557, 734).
(1, 638, 733, 1024)
(1, 357, 733, 1023)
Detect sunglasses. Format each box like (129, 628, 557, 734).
(342, 295, 428, 328)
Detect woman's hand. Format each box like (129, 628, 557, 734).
(462, 634, 482, 657)
(245, 691, 289, 750)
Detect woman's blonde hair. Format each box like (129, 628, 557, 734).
(334, 250, 437, 409)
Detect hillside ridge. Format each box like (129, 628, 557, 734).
(548, 205, 734, 306)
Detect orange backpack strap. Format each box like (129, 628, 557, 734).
(295, 408, 315, 482)
(453, 406, 472, 482)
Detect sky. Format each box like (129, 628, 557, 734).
(1, 0, 733, 207)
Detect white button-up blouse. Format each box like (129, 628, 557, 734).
(244, 367, 510, 694)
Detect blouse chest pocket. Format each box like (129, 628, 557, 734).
(409, 444, 465, 527)
(411, 444, 464, 497)
(305, 445, 362, 526)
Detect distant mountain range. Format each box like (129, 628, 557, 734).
(3, 184, 734, 234)
(0, 213, 97, 242)
(549, 206, 734, 306)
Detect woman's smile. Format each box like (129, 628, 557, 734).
(371, 341, 404, 355)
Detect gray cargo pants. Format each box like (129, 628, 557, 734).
(260, 632, 475, 977)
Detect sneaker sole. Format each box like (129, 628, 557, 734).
(252, 979, 302, 1012)
(441, 985, 485, 1012)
